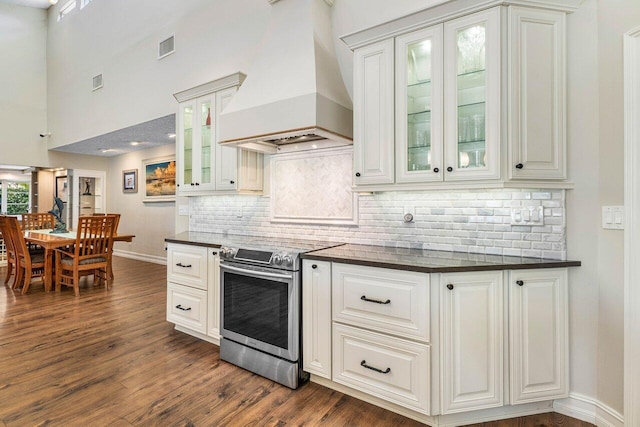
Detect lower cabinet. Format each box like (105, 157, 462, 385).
(302, 261, 570, 423)
(166, 243, 221, 344)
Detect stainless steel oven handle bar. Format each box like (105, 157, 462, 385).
(220, 263, 294, 280)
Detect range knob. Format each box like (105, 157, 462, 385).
(221, 247, 235, 258)
(283, 255, 293, 267)
(273, 255, 283, 265)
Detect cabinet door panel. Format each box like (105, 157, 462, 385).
(167, 244, 208, 290)
(302, 260, 332, 379)
(167, 282, 207, 334)
(216, 87, 239, 191)
(353, 39, 395, 185)
(207, 250, 220, 340)
(444, 7, 501, 181)
(509, 268, 568, 403)
(177, 101, 196, 192)
(509, 8, 566, 180)
(440, 271, 503, 414)
(395, 25, 444, 183)
(198, 96, 214, 190)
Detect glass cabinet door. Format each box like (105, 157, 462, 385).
(396, 25, 443, 183)
(180, 103, 195, 189)
(198, 98, 213, 188)
(444, 8, 500, 181)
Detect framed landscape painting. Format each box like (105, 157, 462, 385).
(142, 156, 176, 202)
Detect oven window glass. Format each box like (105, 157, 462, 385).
(223, 272, 289, 349)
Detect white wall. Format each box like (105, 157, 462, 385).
(107, 145, 176, 261)
(45, 0, 270, 149)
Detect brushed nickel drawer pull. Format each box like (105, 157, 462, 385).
(176, 304, 191, 311)
(360, 360, 391, 374)
(360, 295, 391, 305)
(176, 262, 192, 268)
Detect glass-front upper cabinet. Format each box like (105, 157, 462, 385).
(180, 103, 194, 189)
(395, 25, 443, 183)
(199, 98, 213, 187)
(444, 8, 500, 181)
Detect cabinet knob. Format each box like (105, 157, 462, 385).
(515, 163, 524, 169)
(190, 183, 195, 186)
(433, 167, 439, 173)
(195, 182, 200, 186)
(516, 280, 524, 286)
(447, 167, 453, 172)
(447, 284, 454, 290)
(311, 264, 318, 269)
(355, 172, 361, 177)
(230, 180, 235, 184)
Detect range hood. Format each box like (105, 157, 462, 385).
(218, 0, 353, 154)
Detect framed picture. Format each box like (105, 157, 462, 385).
(55, 176, 68, 203)
(142, 156, 176, 202)
(123, 169, 138, 193)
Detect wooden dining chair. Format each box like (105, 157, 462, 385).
(2, 216, 45, 294)
(21, 212, 55, 231)
(92, 213, 121, 280)
(0, 216, 18, 287)
(54, 215, 115, 297)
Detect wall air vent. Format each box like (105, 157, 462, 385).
(92, 74, 103, 91)
(158, 35, 175, 60)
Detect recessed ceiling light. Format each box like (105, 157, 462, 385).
(130, 141, 140, 146)
(99, 148, 115, 153)
(49, 0, 58, 5)
(167, 133, 176, 138)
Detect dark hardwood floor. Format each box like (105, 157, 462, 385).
(0, 258, 594, 426)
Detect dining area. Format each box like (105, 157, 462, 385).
(0, 212, 134, 297)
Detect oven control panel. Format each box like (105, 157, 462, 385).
(219, 247, 296, 269)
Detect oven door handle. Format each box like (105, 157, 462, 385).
(221, 263, 294, 280)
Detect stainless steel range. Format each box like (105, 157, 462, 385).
(218, 236, 341, 389)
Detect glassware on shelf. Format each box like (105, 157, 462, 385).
(457, 24, 486, 75)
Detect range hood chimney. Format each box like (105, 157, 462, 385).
(218, 0, 353, 154)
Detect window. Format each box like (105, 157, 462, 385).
(0, 181, 31, 215)
(58, 0, 76, 21)
(80, 0, 93, 9)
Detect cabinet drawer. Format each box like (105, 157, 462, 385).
(167, 244, 208, 290)
(333, 323, 430, 415)
(333, 263, 429, 342)
(167, 282, 207, 334)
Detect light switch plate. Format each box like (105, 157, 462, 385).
(510, 207, 544, 226)
(602, 205, 624, 229)
(178, 205, 189, 216)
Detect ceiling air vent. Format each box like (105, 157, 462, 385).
(92, 73, 103, 91)
(158, 35, 175, 60)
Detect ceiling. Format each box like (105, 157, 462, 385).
(0, 0, 52, 9)
(51, 114, 176, 157)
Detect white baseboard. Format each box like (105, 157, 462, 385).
(113, 249, 166, 265)
(554, 393, 624, 427)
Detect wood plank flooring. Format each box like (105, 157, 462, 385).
(0, 257, 594, 427)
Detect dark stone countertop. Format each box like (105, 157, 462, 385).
(301, 243, 581, 273)
(165, 231, 227, 248)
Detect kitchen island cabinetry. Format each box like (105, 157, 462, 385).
(166, 243, 220, 344)
(345, 2, 572, 191)
(174, 73, 263, 195)
(301, 245, 578, 426)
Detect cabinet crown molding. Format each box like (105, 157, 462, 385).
(173, 72, 246, 103)
(341, 0, 580, 50)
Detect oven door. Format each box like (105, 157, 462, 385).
(220, 261, 299, 362)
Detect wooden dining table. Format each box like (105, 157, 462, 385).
(24, 229, 135, 292)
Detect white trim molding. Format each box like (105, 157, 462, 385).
(113, 250, 167, 266)
(553, 394, 623, 427)
(624, 25, 640, 427)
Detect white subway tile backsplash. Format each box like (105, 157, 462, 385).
(189, 188, 567, 260)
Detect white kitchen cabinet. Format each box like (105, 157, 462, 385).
(509, 268, 568, 404)
(166, 243, 221, 344)
(346, 3, 572, 190)
(333, 323, 431, 415)
(440, 270, 504, 414)
(332, 263, 429, 342)
(174, 73, 263, 195)
(353, 39, 395, 185)
(508, 7, 566, 180)
(302, 260, 332, 379)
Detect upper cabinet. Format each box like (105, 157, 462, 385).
(174, 73, 263, 196)
(345, 1, 574, 191)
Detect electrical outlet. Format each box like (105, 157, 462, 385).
(178, 205, 189, 216)
(236, 205, 243, 218)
